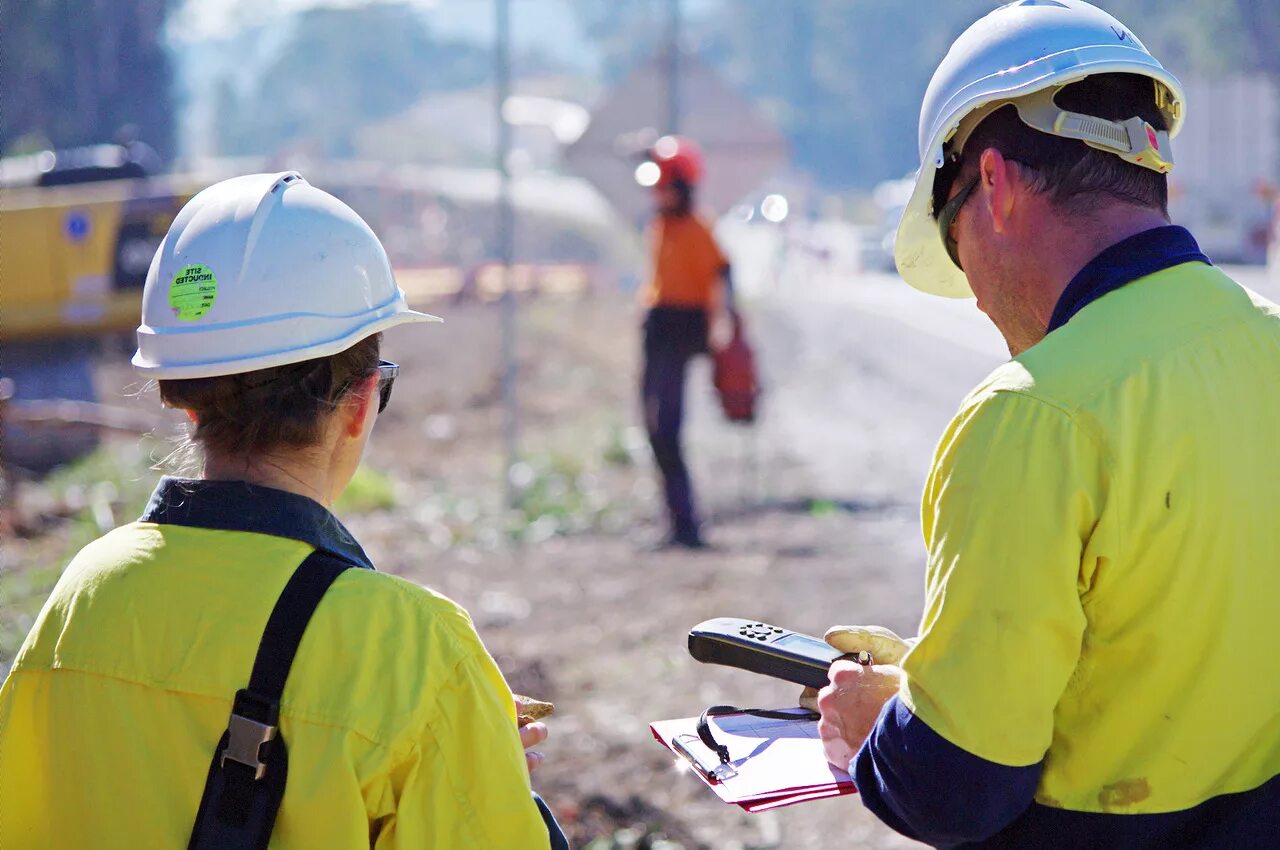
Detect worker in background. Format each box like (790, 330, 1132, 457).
(0, 173, 568, 849)
(638, 136, 733, 549)
(814, 1, 1280, 846)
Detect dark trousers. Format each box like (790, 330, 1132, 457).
(642, 307, 709, 537)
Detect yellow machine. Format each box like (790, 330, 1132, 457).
(0, 146, 199, 472)
(1, 149, 195, 340)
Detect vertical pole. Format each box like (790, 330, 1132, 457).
(496, 0, 518, 506)
(752, 414, 763, 506)
(666, 0, 681, 134)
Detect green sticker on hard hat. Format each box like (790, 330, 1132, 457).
(169, 263, 218, 321)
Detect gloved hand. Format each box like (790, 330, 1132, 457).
(799, 625, 915, 712)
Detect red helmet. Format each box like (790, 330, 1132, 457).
(650, 135, 704, 187)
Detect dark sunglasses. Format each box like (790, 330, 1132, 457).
(936, 175, 979, 271)
(374, 360, 398, 413)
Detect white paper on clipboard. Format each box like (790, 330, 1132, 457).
(649, 708, 856, 808)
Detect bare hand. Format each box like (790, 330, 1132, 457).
(816, 661, 903, 770)
(518, 720, 548, 773)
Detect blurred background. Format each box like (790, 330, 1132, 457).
(3, 2, 1280, 847)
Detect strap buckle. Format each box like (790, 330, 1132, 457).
(219, 689, 279, 781)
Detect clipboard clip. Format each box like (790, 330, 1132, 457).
(671, 734, 738, 782)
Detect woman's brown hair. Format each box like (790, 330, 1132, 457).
(158, 333, 381, 460)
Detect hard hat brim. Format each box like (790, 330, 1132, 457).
(133, 304, 442, 380)
(894, 173, 973, 298)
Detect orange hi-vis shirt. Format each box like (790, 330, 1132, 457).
(644, 213, 727, 308)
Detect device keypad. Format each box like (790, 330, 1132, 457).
(738, 622, 785, 641)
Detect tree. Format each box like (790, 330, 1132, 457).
(698, 0, 994, 186)
(1232, 0, 1280, 77)
(214, 3, 491, 159)
(571, 0, 1269, 189)
(0, 0, 179, 159)
(569, 0, 668, 85)
(1102, 0, 1249, 75)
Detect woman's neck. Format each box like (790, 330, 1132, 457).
(202, 452, 334, 507)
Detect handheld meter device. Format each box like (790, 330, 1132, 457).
(688, 617, 851, 689)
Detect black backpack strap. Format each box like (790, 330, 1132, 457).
(188, 551, 353, 850)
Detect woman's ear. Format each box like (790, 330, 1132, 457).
(186, 409, 198, 424)
(340, 373, 379, 439)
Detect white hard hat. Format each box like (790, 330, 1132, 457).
(895, 0, 1186, 298)
(133, 172, 440, 379)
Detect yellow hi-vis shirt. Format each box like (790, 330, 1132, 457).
(900, 258, 1280, 816)
(0, 479, 553, 848)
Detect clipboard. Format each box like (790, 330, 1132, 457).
(670, 733, 738, 783)
(649, 708, 857, 811)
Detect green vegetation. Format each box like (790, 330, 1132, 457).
(508, 451, 607, 540)
(602, 423, 647, 468)
(0, 445, 405, 672)
(0, 420, 639, 672)
(0, 439, 160, 671)
(212, 4, 492, 159)
(576, 0, 1276, 188)
(5, 0, 1273, 185)
(0, 560, 64, 674)
(808, 498, 837, 518)
(334, 465, 399, 514)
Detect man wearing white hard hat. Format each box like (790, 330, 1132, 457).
(814, 2, 1280, 846)
(0, 173, 568, 849)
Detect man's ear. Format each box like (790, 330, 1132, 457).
(978, 147, 1019, 235)
(341, 374, 378, 439)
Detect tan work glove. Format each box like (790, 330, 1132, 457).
(799, 625, 915, 712)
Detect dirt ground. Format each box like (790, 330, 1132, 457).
(352, 293, 933, 849)
(4, 287, 958, 849)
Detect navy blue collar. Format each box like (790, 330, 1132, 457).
(141, 476, 375, 570)
(1047, 225, 1210, 335)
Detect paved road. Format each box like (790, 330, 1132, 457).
(709, 223, 1006, 517)
(720, 219, 1275, 512)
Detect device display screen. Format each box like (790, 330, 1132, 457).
(773, 633, 838, 656)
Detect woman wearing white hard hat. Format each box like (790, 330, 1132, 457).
(0, 173, 568, 849)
